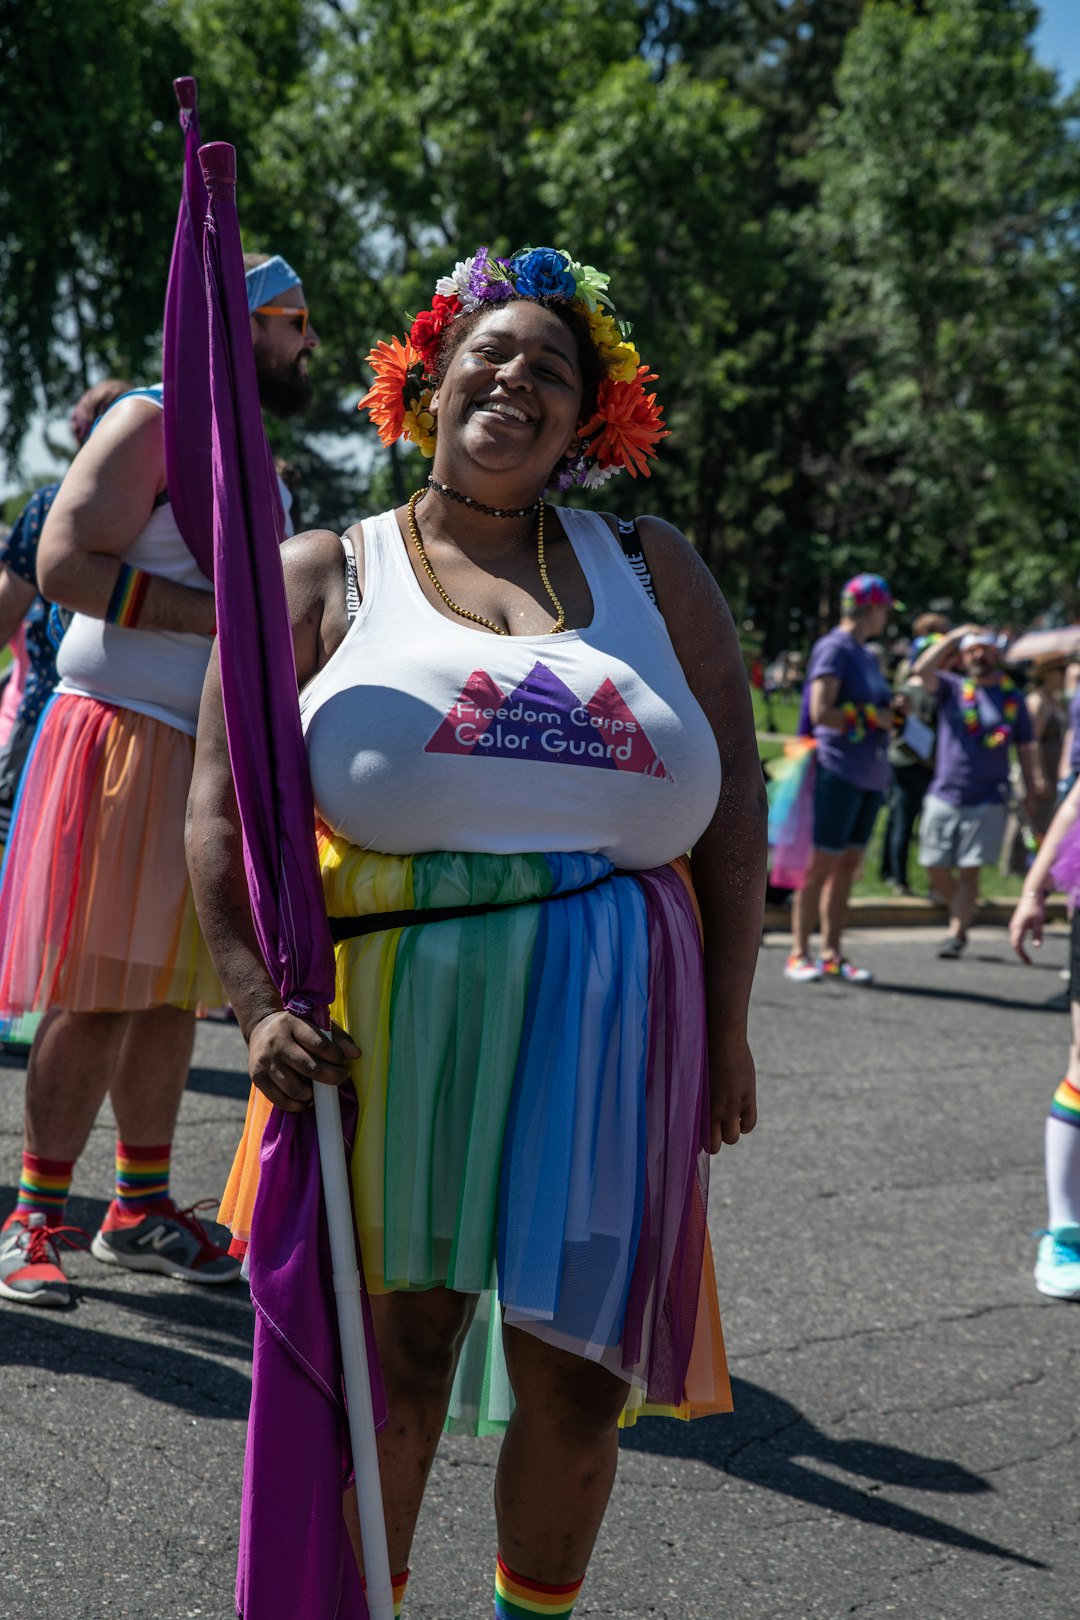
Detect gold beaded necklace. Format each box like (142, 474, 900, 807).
(406, 487, 565, 636)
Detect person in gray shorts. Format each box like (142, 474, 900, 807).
(912, 626, 1045, 957)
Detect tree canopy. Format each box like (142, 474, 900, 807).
(3, 0, 1078, 643)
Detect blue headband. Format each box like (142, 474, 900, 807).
(245, 255, 301, 313)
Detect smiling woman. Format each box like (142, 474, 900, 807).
(187, 243, 768, 1620)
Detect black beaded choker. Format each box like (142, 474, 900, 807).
(425, 475, 540, 520)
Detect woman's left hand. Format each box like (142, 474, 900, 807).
(709, 1033, 758, 1152)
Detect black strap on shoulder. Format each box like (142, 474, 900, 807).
(615, 517, 659, 610)
(343, 538, 361, 622)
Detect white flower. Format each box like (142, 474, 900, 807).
(582, 462, 621, 489)
(435, 258, 477, 305)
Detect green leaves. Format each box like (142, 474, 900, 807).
(5, 0, 1080, 635)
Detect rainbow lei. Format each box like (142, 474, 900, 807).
(358, 246, 669, 489)
(959, 676, 1018, 748)
(840, 701, 883, 744)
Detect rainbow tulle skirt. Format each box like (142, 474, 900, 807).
(221, 833, 732, 1434)
(766, 737, 818, 890)
(0, 692, 220, 1016)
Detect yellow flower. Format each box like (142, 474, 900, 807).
(587, 308, 622, 352)
(609, 341, 640, 382)
(587, 309, 639, 380)
(402, 390, 437, 456)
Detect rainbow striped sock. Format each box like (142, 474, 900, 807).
(361, 1568, 409, 1617)
(1050, 1078, 1080, 1129)
(494, 1556, 583, 1618)
(115, 1141, 171, 1213)
(14, 1152, 74, 1225)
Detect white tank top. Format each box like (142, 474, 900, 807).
(299, 508, 721, 870)
(56, 499, 215, 736)
(56, 392, 295, 736)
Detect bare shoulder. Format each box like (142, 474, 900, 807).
(599, 510, 731, 675)
(65, 395, 165, 486)
(280, 529, 347, 620)
(600, 511, 721, 607)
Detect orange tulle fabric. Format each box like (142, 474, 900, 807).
(0, 694, 220, 1013)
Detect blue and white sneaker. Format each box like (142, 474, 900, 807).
(1034, 1225, 1080, 1300)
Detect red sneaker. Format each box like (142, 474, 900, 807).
(0, 1212, 85, 1308)
(90, 1198, 241, 1285)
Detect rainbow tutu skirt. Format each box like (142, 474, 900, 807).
(222, 833, 731, 1434)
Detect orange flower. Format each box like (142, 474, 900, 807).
(358, 334, 422, 446)
(578, 367, 670, 477)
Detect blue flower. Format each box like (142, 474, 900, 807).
(509, 248, 577, 301)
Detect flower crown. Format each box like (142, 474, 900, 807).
(358, 246, 668, 489)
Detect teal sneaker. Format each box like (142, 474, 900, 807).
(1034, 1225, 1080, 1300)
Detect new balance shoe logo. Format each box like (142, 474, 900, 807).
(135, 1224, 181, 1252)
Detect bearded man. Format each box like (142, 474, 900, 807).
(0, 255, 319, 1307)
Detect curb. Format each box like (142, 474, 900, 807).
(762, 895, 1069, 931)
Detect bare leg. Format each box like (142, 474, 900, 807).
(820, 847, 863, 960)
(950, 865, 981, 940)
(108, 1004, 196, 1146)
(24, 1008, 130, 1162)
(927, 864, 954, 910)
(344, 1287, 478, 1576)
(495, 1327, 629, 1583)
(1069, 1000, 1080, 1088)
(791, 849, 842, 958)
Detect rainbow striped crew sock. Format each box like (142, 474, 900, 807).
(494, 1556, 584, 1618)
(14, 1152, 74, 1226)
(114, 1141, 171, 1214)
(361, 1568, 409, 1616)
(1049, 1078, 1080, 1130)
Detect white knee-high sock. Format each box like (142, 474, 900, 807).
(1045, 1078, 1080, 1228)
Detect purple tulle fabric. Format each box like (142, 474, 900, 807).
(1052, 817, 1080, 903)
(620, 865, 710, 1402)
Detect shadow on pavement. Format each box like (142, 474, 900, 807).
(185, 1064, 251, 1101)
(0, 1308, 251, 1419)
(872, 980, 1067, 1015)
(621, 1377, 1046, 1569)
(75, 1273, 255, 1352)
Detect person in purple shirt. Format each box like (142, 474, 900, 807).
(786, 573, 898, 986)
(913, 626, 1045, 958)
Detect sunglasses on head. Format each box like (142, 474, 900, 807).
(256, 304, 309, 338)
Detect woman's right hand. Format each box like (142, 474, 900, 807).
(1009, 893, 1046, 965)
(247, 1011, 361, 1111)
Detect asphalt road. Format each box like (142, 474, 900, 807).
(1, 925, 1077, 1619)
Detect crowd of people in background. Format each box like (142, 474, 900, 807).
(766, 579, 1080, 1303)
(772, 592, 1080, 971)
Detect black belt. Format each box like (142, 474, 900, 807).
(327, 868, 616, 942)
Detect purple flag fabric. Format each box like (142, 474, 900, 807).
(164, 79, 282, 574)
(198, 139, 384, 1618)
(239, 1096, 370, 1620)
(163, 77, 213, 577)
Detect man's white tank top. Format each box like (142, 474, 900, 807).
(299, 508, 721, 870)
(56, 499, 214, 737)
(56, 389, 294, 737)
